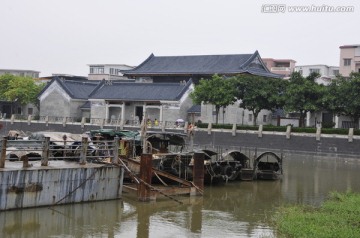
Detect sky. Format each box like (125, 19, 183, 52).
(1, 0, 359, 77)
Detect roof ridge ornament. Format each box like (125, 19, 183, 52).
(248, 56, 265, 70)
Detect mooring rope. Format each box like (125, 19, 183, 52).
(153, 171, 168, 186)
(49, 164, 107, 208)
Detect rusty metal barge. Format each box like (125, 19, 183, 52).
(0, 134, 125, 211)
(0, 130, 204, 210)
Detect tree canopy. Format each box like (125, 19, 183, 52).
(190, 74, 237, 124)
(190, 71, 360, 128)
(233, 74, 286, 125)
(283, 72, 323, 127)
(0, 74, 45, 108)
(323, 73, 360, 128)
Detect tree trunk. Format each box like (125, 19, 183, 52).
(215, 106, 220, 124)
(299, 111, 305, 127)
(253, 110, 259, 126)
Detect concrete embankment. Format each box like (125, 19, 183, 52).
(193, 129, 360, 159)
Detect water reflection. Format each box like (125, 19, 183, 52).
(1, 154, 360, 237)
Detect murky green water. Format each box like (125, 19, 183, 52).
(2, 154, 360, 237)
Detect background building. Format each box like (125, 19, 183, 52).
(339, 44, 360, 77)
(262, 58, 296, 78)
(125, 51, 282, 125)
(295, 65, 339, 85)
(124, 51, 281, 84)
(0, 69, 40, 78)
(88, 64, 134, 81)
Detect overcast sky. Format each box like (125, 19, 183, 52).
(1, 0, 359, 77)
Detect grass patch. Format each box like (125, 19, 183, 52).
(272, 191, 360, 238)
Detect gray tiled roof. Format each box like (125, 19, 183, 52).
(59, 80, 99, 99)
(80, 101, 91, 109)
(187, 105, 201, 113)
(246, 68, 281, 78)
(39, 77, 99, 100)
(89, 80, 192, 101)
(124, 51, 282, 78)
(125, 54, 252, 75)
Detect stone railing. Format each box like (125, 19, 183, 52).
(2, 115, 187, 130)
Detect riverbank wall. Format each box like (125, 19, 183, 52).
(1, 119, 359, 158)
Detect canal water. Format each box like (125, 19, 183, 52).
(1, 154, 360, 238)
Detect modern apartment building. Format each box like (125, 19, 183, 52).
(339, 44, 360, 77)
(295, 65, 339, 85)
(0, 69, 40, 78)
(262, 58, 296, 78)
(88, 64, 134, 81)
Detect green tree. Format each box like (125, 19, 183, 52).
(0, 74, 45, 109)
(190, 74, 237, 124)
(324, 73, 360, 128)
(0, 74, 15, 100)
(321, 75, 343, 125)
(233, 75, 286, 125)
(284, 72, 323, 127)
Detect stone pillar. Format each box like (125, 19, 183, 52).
(62, 117, 67, 127)
(348, 128, 354, 142)
(258, 124, 263, 138)
(306, 111, 311, 127)
(335, 115, 340, 128)
(105, 102, 109, 122)
(159, 105, 163, 124)
(121, 102, 125, 127)
(316, 127, 321, 141)
(27, 115, 32, 125)
(286, 125, 291, 139)
(79, 137, 88, 165)
(232, 123, 237, 136)
(81, 117, 86, 128)
(41, 137, 50, 166)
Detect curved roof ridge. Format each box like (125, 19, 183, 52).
(242, 50, 272, 73)
(126, 53, 155, 72)
(175, 79, 193, 100)
(55, 77, 74, 98)
(88, 79, 105, 97)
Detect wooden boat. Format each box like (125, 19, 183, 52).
(253, 152, 283, 180)
(219, 150, 253, 181)
(187, 149, 224, 184)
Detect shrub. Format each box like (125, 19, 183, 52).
(291, 127, 316, 133)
